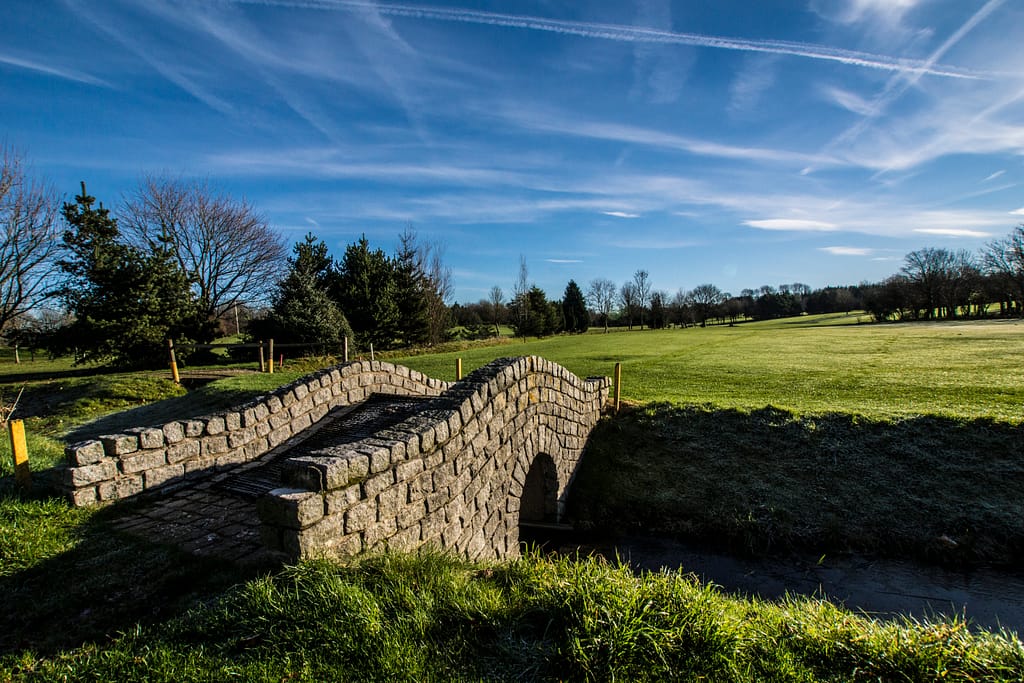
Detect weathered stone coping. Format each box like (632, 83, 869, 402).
(57, 360, 450, 506)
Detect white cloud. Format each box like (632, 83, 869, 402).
(821, 86, 876, 116)
(728, 55, 778, 116)
(820, 246, 873, 255)
(1010, 207, 1024, 215)
(744, 219, 839, 231)
(0, 52, 110, 87)
(983, 170, 1006, 182)
(603, 211, 640, 218)
(914, 228, 993, 238)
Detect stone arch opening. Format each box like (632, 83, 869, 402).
(519, 452, 559, 525)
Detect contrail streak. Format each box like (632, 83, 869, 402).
(225, 0, 987, 80)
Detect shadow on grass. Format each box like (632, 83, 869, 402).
(0, 486, 264, 657)
(569, 403, 1024, 568)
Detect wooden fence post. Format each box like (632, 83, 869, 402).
(268, 339, 275, 374)
(456, 358, 463, 380)
(613, 362, 622, 413)
(370, 343, 374, 361)
(8, 419, 30, 490)
(167, 339, 180, 384)
(343, 336, 349, 363)
(258, 340, 266, 373)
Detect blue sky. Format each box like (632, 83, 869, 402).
(3, 0, 1023, 304)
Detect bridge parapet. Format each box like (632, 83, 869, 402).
(259, 356, 611, 562)
(57, 361, 450, 506)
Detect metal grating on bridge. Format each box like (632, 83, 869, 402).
(214, 393, 432, 499)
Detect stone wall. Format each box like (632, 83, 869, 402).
(259, 356, 611, 562)
(57, 361, 450, 506)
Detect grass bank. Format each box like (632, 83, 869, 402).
(396, 317, 1024, 421)
(568, 403, 1024, 568)
(4, 551, 1022, 681)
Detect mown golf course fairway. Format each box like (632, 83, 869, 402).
(395, 315, 1024, 421)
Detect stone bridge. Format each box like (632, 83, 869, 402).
(59, 356, 611, 562)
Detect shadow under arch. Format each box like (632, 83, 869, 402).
(519, 451, 559, 526)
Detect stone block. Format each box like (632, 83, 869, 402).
(67, 486, 98, 506)
(377, 485, 403, 518)
(66, 440, 105, 466)
(363, 515, 397, 549)
(267, 425, 292, 448)
(201, 435, 229, 456)
(215, 449, 246, 468)
(162, 421, 185, 444)
(166, 439, 201, 464)
(293, 382, 309, 400)
(144, 463, 184, 489)
(388, 524, 422, 552)
(363, 471, 394, 500)
(397, 500, 425, 530)
(291, 412, 312, 432)
(126, 427, 165, 450)
(258, 488, 324, 529)
(395, 459, 424, 482)
(119, 449, 167, 474)
(184, 455, 217, 474)
(100, 434, 138, 456)
(325, 485, 362, 515)
(205, 416, 226, 436)
(66, 460, 118, 487)
(98, 474, 143, 501)
(266, 395, 284, 414)
(344, 500, 376, 534)
(228, 427, 256, 449)
(224, 411, 242, 431)
(340, 451, 369, 480)
(268, 410, 291, 430)
(184, 420, 205, 438)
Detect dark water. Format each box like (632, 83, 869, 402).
(525, 531, 1024, 635)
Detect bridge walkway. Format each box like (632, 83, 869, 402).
(108, 394, 433, 565)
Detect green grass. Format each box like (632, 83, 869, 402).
(3, 317, 1024, 679)
(395, 316, 1024, 421)
(4, 551, 1022, 681)
(568, 403, 1024, 567)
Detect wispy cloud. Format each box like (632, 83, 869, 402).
(983, 170, 1006, 182)
(820, 246, 873, 256)
(0, 53, 110, 87)
(603, 211, 640, 218)
(745, 219, 839, 231)
(545, 258, 582, 264)
(914, 227, 993, 238)
(1012, 207, 1024, 216)
(728, 55, 779, 116)
(232, 0, 987, 79)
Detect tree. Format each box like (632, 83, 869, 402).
(120, 176, 287, 340)
(393, 227, 431, 347)
(649, 290, 668, 328)
(633, 269, 651, 329)
(688, 283, 725, 327)
(488, 285, 504, 337)
(901, 248, 964, 319)
(983, 225, 1024, 316)
(619, 282, 639, 330)
(56, 182, 197, 368)
(512, 286, 558, 337)
(587, 277, 616, 332)
(335, 235, 399, 350)
(0, 146, 61, 333)
(561, 280, 589, 333)
(511, 256, 530, 340)
(256, 233, 352, 350)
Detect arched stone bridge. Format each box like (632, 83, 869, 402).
(60, 357, 611, 562)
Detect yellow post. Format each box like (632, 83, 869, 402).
(8, 419, 30, 490)
(613, 362, 622, 413)
(268, 339, 275, 374)
(258, 340, 266, 372)
(167, 339, 180, 384)
(456, 357, 463, 380)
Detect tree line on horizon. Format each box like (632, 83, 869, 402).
(4, 145, 1024, 369)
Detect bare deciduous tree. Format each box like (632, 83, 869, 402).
(488, 285, 504, 337)
(633, 269, 651, 329)
(587, 277, 616, 332)
(0, 147, 61, 333)
(512, 256, 530, 340)
(983, 225, 1024, 316)
(619, 281, 638, 330)
(120, 176, 286, 338)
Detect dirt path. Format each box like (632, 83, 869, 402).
(582, 535, 1024, 635)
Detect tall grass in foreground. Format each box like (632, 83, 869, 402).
(5, 551, 1022, 681)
